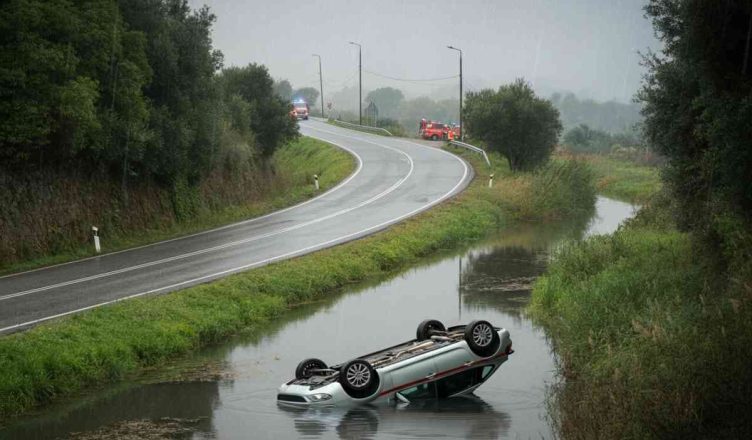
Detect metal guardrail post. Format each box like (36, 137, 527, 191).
(448, 140, 491, 167)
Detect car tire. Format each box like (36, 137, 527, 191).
(464, 320, 501, 357)
(295, 358, 328, 379)
(339, 359, 380, 398)
(431, 134, 439, 140)
(416, 319, 446, 341)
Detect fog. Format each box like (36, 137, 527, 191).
(190, 0, 658, 105)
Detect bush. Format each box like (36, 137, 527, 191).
(530, 195, 752, 438)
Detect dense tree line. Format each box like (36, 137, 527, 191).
(0, 0, 296, 189)
(640, 0, 752, 241)
(550, 92, 642, 134)
(562, 124, 644, 154)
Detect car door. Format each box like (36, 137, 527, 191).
(389, 354, 438, 391)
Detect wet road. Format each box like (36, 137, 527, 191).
(0, 120, 470, 334)
(0, 197, 637, 439)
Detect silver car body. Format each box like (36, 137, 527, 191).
(277, 325, 512, 407)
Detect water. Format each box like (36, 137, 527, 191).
(1, 197, 637, 439)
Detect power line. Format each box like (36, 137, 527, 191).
(363, 69, 459, 83)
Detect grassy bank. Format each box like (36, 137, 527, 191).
(0, 148, 595, 421)
(529, 195, 752, 438)
(567, 153, 661, 204)
(0, 137, 354, 275)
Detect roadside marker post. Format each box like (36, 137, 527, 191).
(92, 226, 101, 253)
(314, 174, 320, 190)
(489, 173, 494, 188)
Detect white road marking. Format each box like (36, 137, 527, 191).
(0, 123, 469, 333)
(0, 134, 413, 301)
(0, 135, 364, 281)
(0, 144, 467, 334)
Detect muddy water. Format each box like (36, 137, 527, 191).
(2, 197, 636, 440)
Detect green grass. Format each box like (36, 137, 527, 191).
(0, 137, 355, 276)
(573, 153, 662, 203)
(0, 148, 596, 422)
(529, 195, 752, 438)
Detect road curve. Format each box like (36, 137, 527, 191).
(0, 120, 472, 334)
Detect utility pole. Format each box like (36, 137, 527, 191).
(447, 45, 463, 140)
(312, 54, 324, 118)
(349, 41, 362, 125)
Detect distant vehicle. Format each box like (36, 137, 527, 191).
(277, 320, 513, 407)
(292, 100, 310, 120)
(420, 122, 448, 141)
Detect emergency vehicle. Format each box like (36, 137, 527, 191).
(291, 100, 310, 120)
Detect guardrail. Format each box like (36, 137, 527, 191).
(449, 140, 491, 167)
(327, 119, 393, 136)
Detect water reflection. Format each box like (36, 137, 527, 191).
(278, 395, 510, 439)
(1, 382, 219, 439)
(0, 197, 636, 439)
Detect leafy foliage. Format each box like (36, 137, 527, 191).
(563, 124, 644, 154)
(639, 0, 752, 238)
(465, 79, 562, 171)
(219, 64, 297, 157)
(273, 79, 293, 101)
(0, 0, 296, 184)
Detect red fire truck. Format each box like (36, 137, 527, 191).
(419, 121, 448, 141)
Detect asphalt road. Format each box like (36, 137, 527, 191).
(0, 120, 472, 334)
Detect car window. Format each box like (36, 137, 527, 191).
(435, 367, 485, 398)
(481, 365, 495, 379)
(399, 382, 437, 400)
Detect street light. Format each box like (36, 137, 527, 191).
(447, 45, 463, 140)
(312, 54, 324, 118)
(349, 41, 362, 125)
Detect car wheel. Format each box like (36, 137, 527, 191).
(295, 358, 328, 379)
(464, 320, 501, 357)
(339, 359, 380, 398)
(431, 134, 439, 140)
(416, 319, 446, 341)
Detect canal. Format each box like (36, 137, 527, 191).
(1, 197, 637, 439)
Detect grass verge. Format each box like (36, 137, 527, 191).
(0, 137, 354, 276)
(567, 153, 662, 204)
(0, 148, 595, 421)
(529, 194, 752, 438)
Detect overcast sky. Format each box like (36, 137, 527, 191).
(189, 0, 659, 103)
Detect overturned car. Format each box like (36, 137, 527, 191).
(277, 320, 513, 406)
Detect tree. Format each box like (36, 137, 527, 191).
(465, 79, 562, 171)
(640, 0, 752, 234)
(220, 64, 297, 157)
(563, 124, 612, 153)
(274, 79, 292, 101)
(293, 87, 319, 108)
(366, 87, 404, 118)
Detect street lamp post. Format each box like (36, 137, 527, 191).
(349, 41, 362, 125)
(447, 45, 463, 140)
(312, 54, 324, 118)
